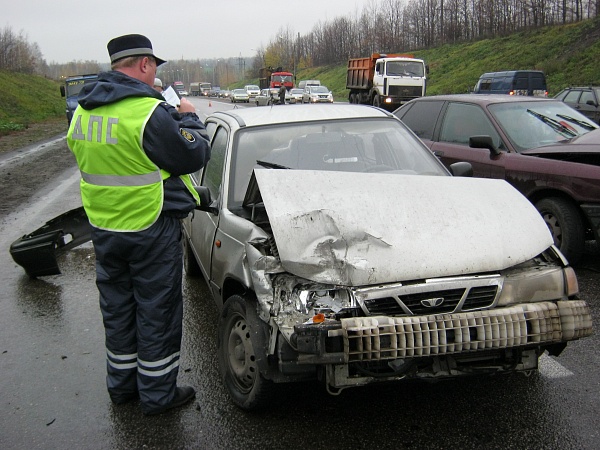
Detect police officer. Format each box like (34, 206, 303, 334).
(67, 34, 211, 415)
(279, 83, 286, 105)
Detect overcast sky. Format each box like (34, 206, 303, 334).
(5, 0, 370, 64)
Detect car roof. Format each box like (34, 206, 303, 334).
(208, 104, 392, 128)
(407, 94, 558, 106)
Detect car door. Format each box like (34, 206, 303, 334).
(188, 123, 228, 293)
(576, 89, 600, 123)
(429, 102, 507, 179)
(302, 86, 310, 103)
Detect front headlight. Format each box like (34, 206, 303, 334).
(496, 266, 577, 306)
(293, 287, 353, 315)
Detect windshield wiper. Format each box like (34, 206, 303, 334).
(556, 113, 596, 131)
(527, 109, 577, 138)
(256, 160, 290, 169)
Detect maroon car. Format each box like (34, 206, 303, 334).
(394, 94, 600, 263)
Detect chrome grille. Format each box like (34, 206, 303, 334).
(388, 85, 422, 99)
(357, 277, 500, 316)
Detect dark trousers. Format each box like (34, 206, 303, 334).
(92, 215, 184, 411)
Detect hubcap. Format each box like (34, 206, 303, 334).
(542, 212, 562, 245)
(226, 316, 257, 391)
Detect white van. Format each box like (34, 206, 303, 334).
(297, 79, 321, 90)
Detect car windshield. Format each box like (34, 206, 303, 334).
(291, 89, 303, 94)
(386, 61, 424, 77)
(489, 101, 599, 152)
(246, 85, 259, 90)
(228, 118, 448, 207)
(66, 77, 97, 96)
(311, 86, 329, 93)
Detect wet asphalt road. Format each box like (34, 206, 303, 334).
(1, 98, 599, 450)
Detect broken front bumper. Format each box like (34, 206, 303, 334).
(291, 300, 592, 390)
(294, 300, 592, 363)
(10, 207, 92, 277)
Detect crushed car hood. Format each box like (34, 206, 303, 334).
(253, 170, 553, 286)
(521, 128, 600, 165)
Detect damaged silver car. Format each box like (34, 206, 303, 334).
(184, 105, 593, 410)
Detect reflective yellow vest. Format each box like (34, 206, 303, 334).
(67, 97, 200, 231)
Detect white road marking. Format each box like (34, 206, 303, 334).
(539, 354, 574, 378)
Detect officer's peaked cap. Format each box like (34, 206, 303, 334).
(107, 34, 167, 66)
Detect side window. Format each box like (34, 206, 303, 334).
(478, 79, 492, 92)
(439, 102, 503, 149)
(396, 100, 443, 140)
(202, 126, 228, 201)
(563, 90, 581, 103)
(514, 75, 529, 90)
(579, 90, 594, 106)
(205, 121, 217, 141)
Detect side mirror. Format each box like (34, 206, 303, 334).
(449, 161, 473, 177)
(194, 186, 218, 214)
(60, 85, 66, 97)
(469, 135, 501, 156)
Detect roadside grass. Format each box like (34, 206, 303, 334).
(0, 70, 64, 136)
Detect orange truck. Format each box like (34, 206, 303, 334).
(346, 53, 428, 111)
(259, 67, 294, 90)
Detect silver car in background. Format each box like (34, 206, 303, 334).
(183, 104, 592, 411)
(302, 85, 334, 103)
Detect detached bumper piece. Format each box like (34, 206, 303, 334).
(10, 207, 92, 277)
(335, 301, 592, 362)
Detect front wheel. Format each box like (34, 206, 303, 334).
(218, 295, 274, 410)
(372, 95, 381, 108)
(535, 197, 585, 263)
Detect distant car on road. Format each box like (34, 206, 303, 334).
(255, 88, 276, 106)
(555, 86, 600, 124)
(231, 89, 249, 103)
(302, 85, 334, 103)
(393, 94, 600, 263)
(244, 84, 260, 99)
(180, 104, 592, 411)
(289, 88, 303, 104)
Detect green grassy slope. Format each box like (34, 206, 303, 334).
(287, 18, 600, 100)
(0, 70, 64, 133)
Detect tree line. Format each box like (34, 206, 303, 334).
(2, 0, 598, 85)
(256, 0, 599, 75)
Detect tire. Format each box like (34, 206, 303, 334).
(535, 197, 585, 263)
(372, 95, 381, 108)
(183, 235, 201, 277)
(217, 295, 274, 410)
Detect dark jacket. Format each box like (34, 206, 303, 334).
(77, 71, 211, 217)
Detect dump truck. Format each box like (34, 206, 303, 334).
(347, 53, 427, 111)
(258, 67, 294, 90)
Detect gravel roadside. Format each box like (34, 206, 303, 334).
(0, 117, 68, 154)
(0, 118, 75, 221)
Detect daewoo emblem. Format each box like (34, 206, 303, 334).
(421, 297, 444, 308)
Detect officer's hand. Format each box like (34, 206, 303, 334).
(178, 98, 196, 113)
